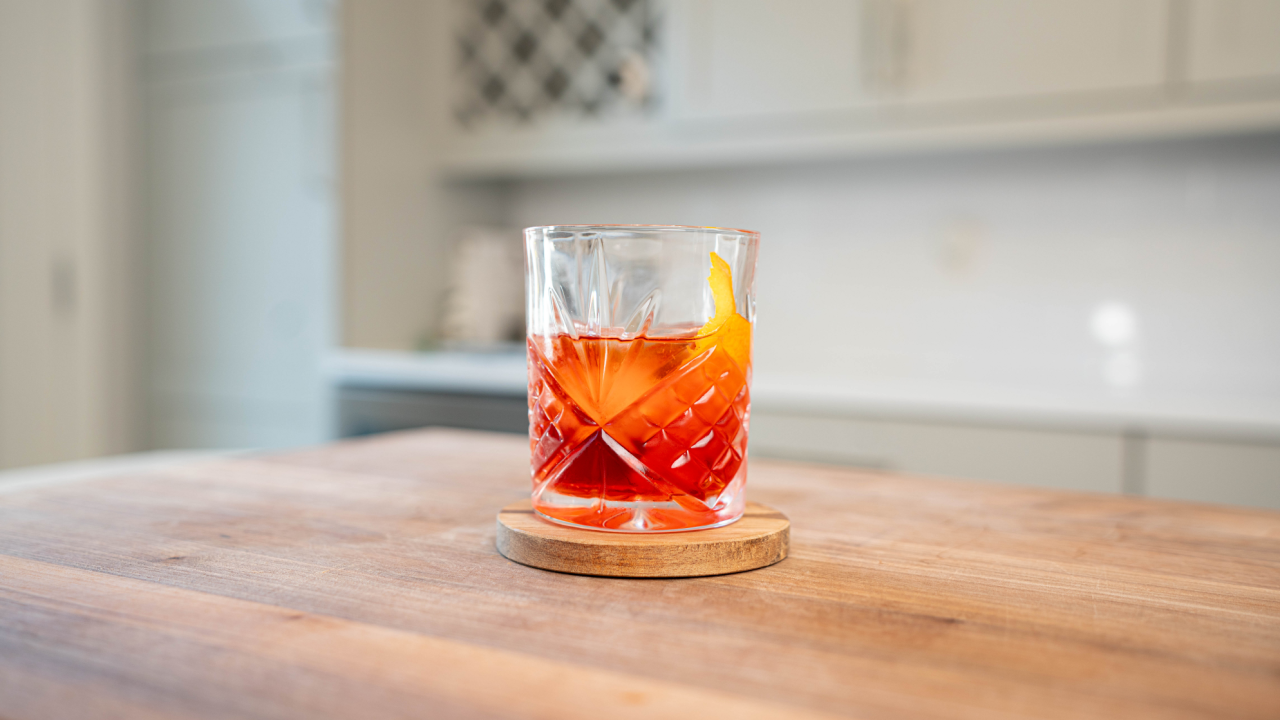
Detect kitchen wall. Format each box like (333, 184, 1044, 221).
(493, 134, 1280, 507)
(505, 134, 1280, 415)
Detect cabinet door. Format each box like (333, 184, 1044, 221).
(1146, 438, 1280, 510)
(1186, 0, 1280, 86)
(669, 0, 875, 119)
(749, 410, 1125, 494)
(894, 0, 1169, 104)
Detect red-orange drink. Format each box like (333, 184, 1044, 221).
(528, 248, 753, 531)
(528, 331, 749, 530)
(525, 226, 757, 532)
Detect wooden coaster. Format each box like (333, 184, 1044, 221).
(495, 500, 789, 578)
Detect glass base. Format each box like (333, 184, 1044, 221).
(532, 490, 745, 533)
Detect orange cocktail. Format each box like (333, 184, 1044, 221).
(525, 226, 758, 532)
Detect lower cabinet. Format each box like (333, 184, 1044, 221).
(338, 388, 527, 437)
(749, 410, 1125, 494)
(1145, 437, 1280, 511)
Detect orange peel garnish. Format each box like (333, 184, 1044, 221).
(694, 252, 751, 370)
(699, 252, 736, 335)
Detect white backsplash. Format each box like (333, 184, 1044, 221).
(506, 135, 1280, 416)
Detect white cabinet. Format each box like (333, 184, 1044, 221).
(1146, 438, 1280, 510)
(749, 410, 1125, 494)
(1186, 0, 1280, 87)
(666, 0, 1170, 118)
(0, 0, 141, 467)
(892, 0, 1169, 104)
(442, 0, 1280, 177)
(750, 409, 1280, 510)
(668, 0, 874, 119)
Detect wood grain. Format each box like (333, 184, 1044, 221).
(0, 427, 1278, 720)
(496, 500, 789, 577)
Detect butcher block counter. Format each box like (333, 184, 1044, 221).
(2, 429, 1278, 719)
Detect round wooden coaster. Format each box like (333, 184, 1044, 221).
(495, 500, 789, 578)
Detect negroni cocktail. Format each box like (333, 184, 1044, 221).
(525, 228, 757, 532)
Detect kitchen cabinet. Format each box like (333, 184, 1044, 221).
(338, 387, 527, 437)
(889, 0, 1168, 105)
(1186, 0, 1280, 90)
(0, 0, 140, 468)
(667, 0, 874, 119)
(607, 0, 1171, 120)
(749, 410, 1280, 510)
(748, 410, 1126, 494)
(1146, 437, 1280, 510)
(442, 0, 1280, 178)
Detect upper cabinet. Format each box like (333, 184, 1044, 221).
(1185, 0, 1280, 88)
(666, 0, 1170, 115)
(449, 0, 659, 131)
(441, 0, 1280, 178)
(667, 0, 873, 119)
(889, 0, 1168, 104)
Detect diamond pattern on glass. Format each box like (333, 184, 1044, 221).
(529, 339, 749, 508)
(454, 0, 658, 127)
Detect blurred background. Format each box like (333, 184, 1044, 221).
(1, 0, 1278, 508)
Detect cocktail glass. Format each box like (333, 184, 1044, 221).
(525, 225, 759, 532)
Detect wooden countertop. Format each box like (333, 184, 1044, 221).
(3, 428, 1278, 719)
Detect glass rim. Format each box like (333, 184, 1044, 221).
(524, 224, 760, 240)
